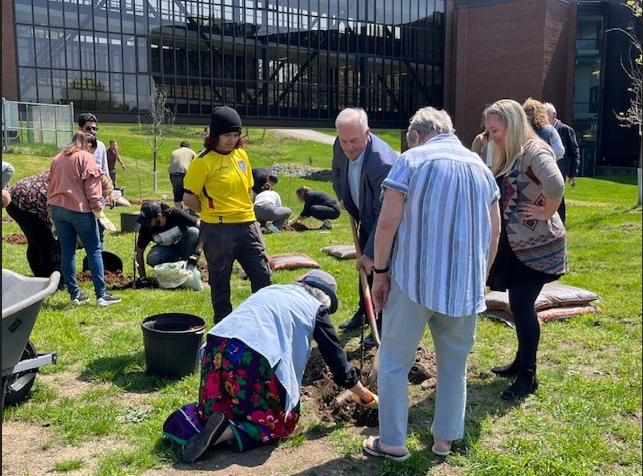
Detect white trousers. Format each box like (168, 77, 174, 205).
(378, 278, 477, 446)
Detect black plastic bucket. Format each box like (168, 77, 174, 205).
(82, 250, 123, 274)
(121, 212, 140, 233)
(141, 313, 206, 379)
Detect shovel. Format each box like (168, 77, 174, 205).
(335, 215, 380, 404)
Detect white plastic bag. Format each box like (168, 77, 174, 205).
(153, 261, 203, 291)
(153, 262, 191, 289)
(182, 266, 204, 291)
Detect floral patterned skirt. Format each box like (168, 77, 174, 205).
(198, 334, 300, 452)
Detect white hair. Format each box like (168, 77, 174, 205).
(335, 107, 369, 132)
(296, 282, 331, 309)
(543, 102, 556, 115)
(406, 106, 454, 146)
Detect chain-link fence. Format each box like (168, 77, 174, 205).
(2, 98, 75, 151)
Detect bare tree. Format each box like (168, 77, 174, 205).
(138, 84, 176, 190)
(608, 0, 642, 204)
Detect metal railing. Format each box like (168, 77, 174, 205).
(2, 98, 75, 151)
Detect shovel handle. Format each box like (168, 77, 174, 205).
(350, 215, 380, 347)
(360, 269, 380, 346)
(335, 388, 354, 404)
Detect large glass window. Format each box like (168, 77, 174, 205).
(19, 68, 37, 102)
(14, 0, 33, 24)
(14, 0, 444, 127)
(34, 27, 51, 68)
(17, 26, 35, 67)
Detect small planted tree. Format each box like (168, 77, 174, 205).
(138, 84, 175, 190)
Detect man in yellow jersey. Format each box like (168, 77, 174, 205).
(183, 106, 272, 323)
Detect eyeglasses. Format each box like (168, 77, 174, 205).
(84, 126, 98, 132)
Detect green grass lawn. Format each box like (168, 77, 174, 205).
(2, 127, 641, 476)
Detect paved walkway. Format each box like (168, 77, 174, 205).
(275, 129, 336, 145)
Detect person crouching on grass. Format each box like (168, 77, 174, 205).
(134, 200, 202, 278)
(163, 270, 378, 463)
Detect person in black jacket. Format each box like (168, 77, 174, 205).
(135, 201, 201, 278)
(289, 186, 340, 229)
(544, 102, 581, 224)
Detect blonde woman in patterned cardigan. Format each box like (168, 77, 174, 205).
(483, 99, 567, 401)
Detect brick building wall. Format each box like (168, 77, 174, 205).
(1, 0, 18, 100)
(450, 0, 577, 147)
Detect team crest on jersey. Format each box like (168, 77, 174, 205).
(237, 160, 247, 172)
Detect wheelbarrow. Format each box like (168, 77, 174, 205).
(2, 269, 60, 415)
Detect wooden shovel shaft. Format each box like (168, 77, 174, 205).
(360, 269, 380, 346)
(349, 216, 380, 346)
(346, 215, 381, 397)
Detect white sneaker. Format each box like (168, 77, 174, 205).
(96, 293, 122, 306)
(267, 224, 281, 233)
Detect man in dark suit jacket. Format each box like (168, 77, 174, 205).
(544, 102, 580, 224)
(331, 108, 398, 344)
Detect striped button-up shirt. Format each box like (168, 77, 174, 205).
(382, 133, 500, 317)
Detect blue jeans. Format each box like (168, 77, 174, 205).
(50, 205, 106, 299)
(146, 226, 200, 267)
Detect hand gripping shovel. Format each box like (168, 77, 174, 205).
(335, 215, 380, 404)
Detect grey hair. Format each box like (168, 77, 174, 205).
(296, 282, 332, 309)
(335, 107, 369, 132)
(406, 107, 454, 146)
(543, 102, 556, 115)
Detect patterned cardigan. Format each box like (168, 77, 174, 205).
(500, 139, 567, 275)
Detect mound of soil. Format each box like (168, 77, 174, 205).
(281, 222, 323, 232)
(300, 344, 437, 427)
(78, 270, 134, 288)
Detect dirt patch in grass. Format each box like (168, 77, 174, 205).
(77, 269, 135, 288)
(1, 423, 129, 476)
(281, 222, 323, 232)
(79, 261, 211, 290)
(3, 233, 27, 244)
(300, 344, 437, 428)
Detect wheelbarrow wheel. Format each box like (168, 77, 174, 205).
(4, 340, 38, 405)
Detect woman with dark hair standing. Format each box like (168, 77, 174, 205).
(483, 99, 567, 400)
(183, 106, 272, 323)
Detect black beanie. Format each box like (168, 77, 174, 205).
(210, 106, 242, 137)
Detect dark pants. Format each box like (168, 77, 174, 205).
(556, 159, 568, 224)
(109, 168, 117, 187)
(309, 203, 341, 221)
(200, 221, 272, 323)
(170, 173, 186, 204)
(6, 203, 61, 279)
(508, 281, 545, 369)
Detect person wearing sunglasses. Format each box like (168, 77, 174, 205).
(77, 112, 110, 246)
(77, 113, 108, 175)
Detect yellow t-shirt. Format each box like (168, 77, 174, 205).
(183, 148, 256, 224)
